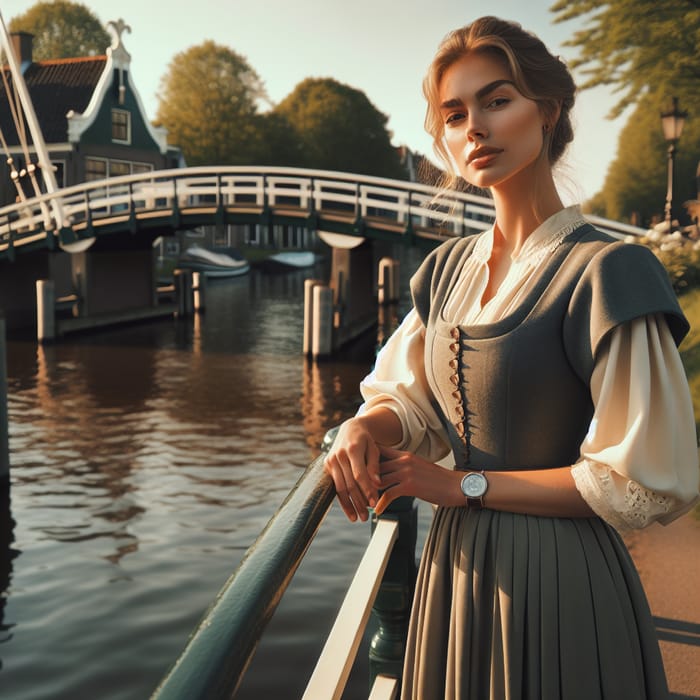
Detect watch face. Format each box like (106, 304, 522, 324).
(461, 472, 487, 498)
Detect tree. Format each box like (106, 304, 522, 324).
(8, 1, 110, 60)
(552, 0, 700, 223)
(253, 111, 306, 167)
(273, 78, 406, 179)
(552, 0, 699, 118)
(595, 90, 700, 225)
(155, 41, 269, 166)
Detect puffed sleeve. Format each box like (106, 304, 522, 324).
(571, 313, 700, 531)
(358, 308, 450, 462)
(564, 241, 689, 383)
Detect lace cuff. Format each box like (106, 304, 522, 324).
(571, 459, 681, 531)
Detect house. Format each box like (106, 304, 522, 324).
(0, 20, 184, 334)
(0, 19, 181, 209)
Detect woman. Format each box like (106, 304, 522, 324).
(323, 16, 699, 700)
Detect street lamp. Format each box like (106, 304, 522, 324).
(660, 96, 688, 231)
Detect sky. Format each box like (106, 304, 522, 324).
(1, 0, 629, 202)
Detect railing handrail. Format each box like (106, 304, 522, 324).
(0, 165, 494, 221)
(150, 452, 336, 699)
(0, 166, 647, 253)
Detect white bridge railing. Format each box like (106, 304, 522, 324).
(0, 166, 646, 256)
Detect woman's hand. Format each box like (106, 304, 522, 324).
(374, 445, 463, 516)
(323, 417, 383, 522)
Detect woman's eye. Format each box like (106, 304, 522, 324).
(445, 112, 465, 125)
(486, 97, 509, 109)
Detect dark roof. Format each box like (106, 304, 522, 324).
(412, 153, 488, 196)
(0, 55, 106, 146)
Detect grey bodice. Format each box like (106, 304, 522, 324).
(410, 224, 688, 471)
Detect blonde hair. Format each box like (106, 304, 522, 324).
(424, 17, 576, 190)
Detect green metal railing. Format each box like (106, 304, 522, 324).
(0, 317, 8, 490)
(151, 432, 417, 699)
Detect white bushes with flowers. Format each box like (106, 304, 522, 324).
(624, 223, 700, 294)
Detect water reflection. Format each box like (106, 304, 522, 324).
(0, 490, 17, 657)
(0, 263, 391, 699)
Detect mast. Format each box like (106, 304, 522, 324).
(0, 9, 66, 230)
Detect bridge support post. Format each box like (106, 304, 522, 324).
(378, 257, 400, 305)
(369, 496, 417, 691)
(0, 317, 9, 490)
(329, 240, 376, 349)
(36, 279, 56, 342)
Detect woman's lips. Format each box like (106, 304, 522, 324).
(467, 147, 503, 169)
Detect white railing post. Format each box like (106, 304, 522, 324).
(303, 519, 399, 700)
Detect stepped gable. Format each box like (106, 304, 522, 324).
(0, 55, 106, 145)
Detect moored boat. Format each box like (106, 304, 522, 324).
(178, 245, 250, 278)
(256, 251, 317, 273)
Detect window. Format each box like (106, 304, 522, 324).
(111, 109, 131, 143)
(85, 157, 107, 181)
(84, 158, 154, 181)
(109, 160, 130, 178)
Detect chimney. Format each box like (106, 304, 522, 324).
(10, 32, 33, 73)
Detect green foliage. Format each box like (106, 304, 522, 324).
(273, 78, 406, 179)
(676, 288, 700, 519)
(627, 227, 700, 295)
(677, 288, 700, 484)
(551, 0, 700, 118)
(8, 1, 110, 59)
(597, 91, 700, 224)
(155, 47, 403, 174)
(155, 41, 268, 166)
(553, 1, 700, 223)
(253, 111, 306, 166)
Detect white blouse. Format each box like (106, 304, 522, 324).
(359, 206, 700, 531)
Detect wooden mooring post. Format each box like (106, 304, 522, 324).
(303, 280, 333, 360)
(174, 269, 194, 317)
(36, 279, 56, 343)
(377, 257, 400, 305)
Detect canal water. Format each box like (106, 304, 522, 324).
(0, 248, 429, 699)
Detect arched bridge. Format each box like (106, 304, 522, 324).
(0, 166, 644, 259)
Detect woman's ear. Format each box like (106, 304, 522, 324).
(542, 101, 563, 133)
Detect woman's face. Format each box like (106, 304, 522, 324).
(438, 52, 548, 190)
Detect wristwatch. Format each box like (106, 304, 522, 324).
(460, 471, 488, 510)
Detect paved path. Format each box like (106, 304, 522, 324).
(624, 511, 700, 699)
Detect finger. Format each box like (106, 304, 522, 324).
(346, 443, 378, 508)
(378, 444, 404, 460)
(374, 483, 402, 517)
(337, 451, 372, 522)
(325, 454, 366, 522)
(365, 439, 383, 489)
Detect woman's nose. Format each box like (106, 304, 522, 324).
(466, 117, 488, 141)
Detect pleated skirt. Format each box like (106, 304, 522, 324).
(400, 506, 669, 700)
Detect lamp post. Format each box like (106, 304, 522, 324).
(660, 96, 688, 232)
